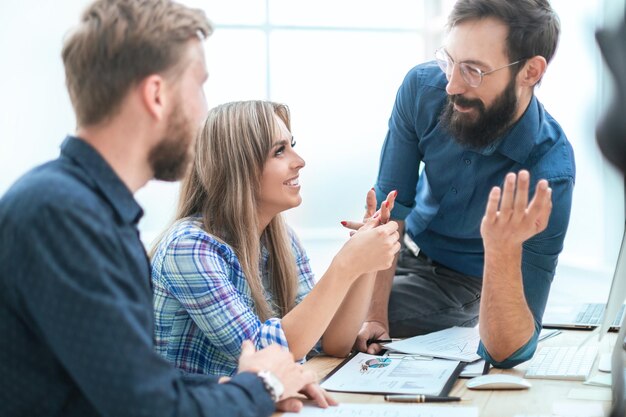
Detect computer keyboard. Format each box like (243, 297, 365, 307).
(575, 303, 626, 326)
(575, 303, 605, 324)
(525, 345, 598, 381)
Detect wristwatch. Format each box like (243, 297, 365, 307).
(257, 370, 284, 402)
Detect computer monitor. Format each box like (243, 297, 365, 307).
(596, 13, 626, 416)
(594, 177, 626, 417)
(610, 319, 626, 417)
(598, 222, 626, 338)
(595, 209, 626, 415)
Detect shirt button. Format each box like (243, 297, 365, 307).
(451, 187, 457, 194)
(464, 159, 471, 165)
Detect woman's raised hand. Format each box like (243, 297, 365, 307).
(336, 220, 400, 277)
(334, 188, 401, 278)
(341, 188, 397, 233)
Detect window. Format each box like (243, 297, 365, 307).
(0, 0, 622, 305)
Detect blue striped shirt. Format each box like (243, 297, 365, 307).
(151, 217, 315, 376)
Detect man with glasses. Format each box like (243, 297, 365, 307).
(354, 0, 575, 368)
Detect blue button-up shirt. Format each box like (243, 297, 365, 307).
(376, 62, 576, 368)
(0, 136, 274, 417)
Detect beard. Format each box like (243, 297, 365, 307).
(439, 77, 518, 149)
(148, 101, 196, 182)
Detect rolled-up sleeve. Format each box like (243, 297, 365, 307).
(478, 176, 574, 368)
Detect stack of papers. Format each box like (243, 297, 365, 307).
(459, 359, 489, 378)
(385, 326, 481, 362)
(283, 403, 478, 417)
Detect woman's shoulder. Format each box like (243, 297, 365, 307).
(152, 217, 236, 263)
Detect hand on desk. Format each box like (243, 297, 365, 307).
(238, 341, 337, 410)
(354, 320, 390, 354)
(276, 383, 338, 412)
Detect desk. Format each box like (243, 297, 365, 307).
(274, 330, 616, 416)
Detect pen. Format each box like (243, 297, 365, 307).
(366, 339, 392, 345)
(384, 395, 462, 403)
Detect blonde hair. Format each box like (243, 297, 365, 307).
(62, 0, 212, 126)
(176, 101, 298, 321)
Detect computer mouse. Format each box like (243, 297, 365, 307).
(599, 353, 612, 373)
(466, 374, 532, 390)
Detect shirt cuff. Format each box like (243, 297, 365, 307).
(477, 328, 539, 369)
(259, 318, 290, 346)
(228, 372, 276, 416)
(374, 185, 413, 220)
(259, 318, 311, 363)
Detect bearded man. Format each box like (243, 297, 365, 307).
(0, 1, 331, 415)
(354, 0, 575, 368)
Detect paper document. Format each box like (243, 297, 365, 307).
(459, 359, 489, 378)
(538, 328, 561, 342)
(283, 403, 478, 417)
(584, 374, 612, 387)
(320, 352, 461, 395)
(386, 326, 481, 362)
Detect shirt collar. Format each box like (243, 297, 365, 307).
(471, 95, 539, 164)
(60, 136, 144, 225)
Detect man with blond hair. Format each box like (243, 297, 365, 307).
(0, 1, 332, 416)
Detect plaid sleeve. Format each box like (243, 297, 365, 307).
(158, 232, 289, 362)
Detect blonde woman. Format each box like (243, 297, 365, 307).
(151, 101, 400, 376)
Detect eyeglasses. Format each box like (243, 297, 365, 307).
(435, 47, 525, 88)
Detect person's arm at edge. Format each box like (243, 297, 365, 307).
(352, 67, 425, 354)
(321, 190, 397, 357)
(478, 171, 554, 365)
(322, 272, 377, 357)
(479, 176, 573, 367)
(354, 219, 405, 355)
(18, 203, 276, 417)
(282, 219, 400, 360)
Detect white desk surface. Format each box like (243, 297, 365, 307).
(273, 330, 617, 417)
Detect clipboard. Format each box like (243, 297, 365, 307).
(320, 351, 463, 396)
(459, 359, 490, 378)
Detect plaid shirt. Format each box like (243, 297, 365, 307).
(151, 217, 315, 376)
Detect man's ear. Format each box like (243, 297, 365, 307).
(139, 74, 167, 121)
(519, 56, 548, 87)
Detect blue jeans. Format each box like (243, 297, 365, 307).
(388, 245, 483, 338)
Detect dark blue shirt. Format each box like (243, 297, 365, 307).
(0, 136, 274, 417)
(375, 62, 576, 368)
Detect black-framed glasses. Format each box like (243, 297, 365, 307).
(435, 47, 525, 88)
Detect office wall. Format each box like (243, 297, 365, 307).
(0, 0, 622, 303)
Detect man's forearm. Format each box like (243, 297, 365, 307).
(366, 222, 404, 326)
(478, 172, 552, 363)
(479, 246, 535, 362)
(323, 272, 377, 357)
(366, 265, 396, 325)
